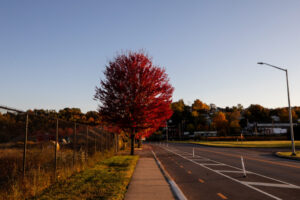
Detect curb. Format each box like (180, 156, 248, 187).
(274, 152, 300, 161)
(171, 141, 292, 149)
(151, 150, 187, 200)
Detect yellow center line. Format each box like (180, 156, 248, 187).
(198, 178, 204, 183)
(180, 165, 184, 168)
(217, 193, 228, 199)
(197, 148, 300, 169)
(187, 170, 192, 174)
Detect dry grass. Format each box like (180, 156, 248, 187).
(31, 155, 139, 200)
(0, 142, 115, 200)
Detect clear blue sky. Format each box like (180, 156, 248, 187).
(1, 0, 300, 112)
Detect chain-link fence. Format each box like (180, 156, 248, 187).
(0, 106, 118, 199)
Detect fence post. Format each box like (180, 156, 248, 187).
(73, 123, 77, 166)
(100, 130, 103, 152)
(54, 118, 58, 180)
(22, 114, 29, 177)
(114, 133, 116, 152)
(104, 132, 106, 150)
(85, 126, 88, 161)
(111, 134, 113, 150)
(94, 133, 97, 154)
(116, 134, 119, 152)
(106, 132, 109, 150)
(110, 133, 112, 150)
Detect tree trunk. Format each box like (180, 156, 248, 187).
(130, 133, 135, 155)
(137, 138, 142, 148)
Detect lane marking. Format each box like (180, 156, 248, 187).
(217, 193, 228, 199)
(216, 170, 253, 174)
(180, 165, 184, 168)
(187, 170, 192, 174)
(174, 147, 300, 187)
(201, 163, 226, 166)
(162, 146, 282, 200)
(192, 159, 210, 161)
(241, 181, 300, 189)
(198, 178, 204, 183)
(193, 147, 300, 169)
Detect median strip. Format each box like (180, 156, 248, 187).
(275, 151, 300, 161)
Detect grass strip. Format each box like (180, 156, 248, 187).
(170, 140, 300, 148)
(32, 155, 138, 200)
(276, 151, 300, 160)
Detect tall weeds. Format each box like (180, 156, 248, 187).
(0, 145, 115, 200)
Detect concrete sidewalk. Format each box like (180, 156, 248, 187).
(125, 145, 175, 200)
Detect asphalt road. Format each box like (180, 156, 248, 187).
(150, 143, 300, 200)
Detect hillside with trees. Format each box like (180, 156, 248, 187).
(166, 99, 300, 138)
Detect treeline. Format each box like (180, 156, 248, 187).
(29, 108, 102, 125)
(0, 107, 101, 125)
(0, 108, 102, 143)
(169, 99, 300, 136)
(2, 101, 300, 142)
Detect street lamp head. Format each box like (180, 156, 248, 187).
(257, 62, 264, 65)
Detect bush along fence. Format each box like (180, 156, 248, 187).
(0, 105, 119, 199)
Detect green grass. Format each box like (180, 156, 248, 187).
(174, 140, 300, 148)
(31, 155, 139, 200)
(276, 151, 300, 158)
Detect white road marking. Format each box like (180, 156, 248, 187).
(242, 181, 300, 189)
(172, 147, 299, 187)
(216, 170, 253, 174)
(160, 145, 295, 200)
(191, 158, 210, 161)
(201, 163, 226, 166)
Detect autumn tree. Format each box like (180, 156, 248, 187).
(226, 110, 241, 135)
(171, 99, 185, 124)
(59, 108, 83, 122)
(245, 104, 270, 123)
(276, 108, 298, 123)
(191, 99, 210, 131)
(212, 111, 228, 136)
(192, 99, 209, 115)
(94, 51, 174, 155)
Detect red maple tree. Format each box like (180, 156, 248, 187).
(94, 51, 174, 155)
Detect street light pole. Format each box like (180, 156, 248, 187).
(166, 120, 172, 143)
(257, 62, 296, 155)
(166, 121, 168, 143)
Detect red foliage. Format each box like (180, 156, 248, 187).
(94, 51, 173, 138)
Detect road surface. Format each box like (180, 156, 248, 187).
(150, 143, 300, 200)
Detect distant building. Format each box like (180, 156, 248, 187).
(194, 131, 217, 137)
(271, 115, 280, 122)
(245, 123, 296, 135)
(209, 104, 218, 113)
